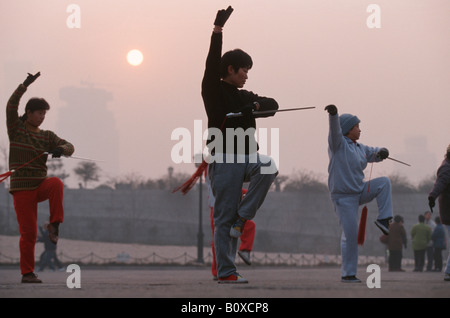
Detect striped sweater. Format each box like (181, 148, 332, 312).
(6, 84, 74, 193)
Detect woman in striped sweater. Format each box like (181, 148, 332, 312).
(6, 72, 74, 283)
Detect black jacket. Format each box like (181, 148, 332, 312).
(201, 32, 278, 154)
(429, 158, 450, 225)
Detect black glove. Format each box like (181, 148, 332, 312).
(377, 148, 389, 160)
(23, 72, 41, 88)
(324, 104, 337, 116)
(48, 148, 64, 158)
(428, 196, 435, 212)
(214, 6, 233, 27)
(237, 103, 257, 117)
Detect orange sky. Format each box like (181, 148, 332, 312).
(1, 0, 449, 188)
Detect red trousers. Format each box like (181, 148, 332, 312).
(13, 177, 64, 275)
(210, 207, 255, 277)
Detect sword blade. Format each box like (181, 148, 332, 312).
(63, 155, 105, 163)
(44, 152, 105, 162)
(226, 106, 315, 118)
(387, 157, 411, 167)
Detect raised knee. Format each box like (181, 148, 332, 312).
(48, 177, 64, 189)
(381, 176, 391, 187)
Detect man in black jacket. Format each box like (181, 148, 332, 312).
(202, 6, 279, 283)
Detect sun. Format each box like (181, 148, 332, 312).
(127, 49, 144, 66)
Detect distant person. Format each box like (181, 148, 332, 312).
(424, 211, 436, 271)
(325, 104, 393, 283)
(386, 215, 407, 272)
(6, 72, 74, 283)
(37, 223, 64, 272)
(411, 215, 432, 272)
(428, 144, 450, 280)
(431, 217, 446, 272)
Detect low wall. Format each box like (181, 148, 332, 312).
(0, 183, 432, 258)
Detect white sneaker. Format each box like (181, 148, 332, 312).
(238, 250, 252, 265)
(218, 273, 248, 284)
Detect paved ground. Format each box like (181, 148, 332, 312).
(1, 264, 449, 299)
(2, 234, 448, 313)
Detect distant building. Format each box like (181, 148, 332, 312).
(58, 84, 120, 187)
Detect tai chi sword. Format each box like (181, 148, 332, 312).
(387, 157, 411, 167)
(44, 152, 105, 162)
(226, 106, 316, 118)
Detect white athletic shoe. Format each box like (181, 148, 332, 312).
(238, 250, 252, 265)
(218, 273, 248, 284)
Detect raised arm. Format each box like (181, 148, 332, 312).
(201, 6, 233, 117)
(325, 104, 342, 153)
(6, 72, 41, 137)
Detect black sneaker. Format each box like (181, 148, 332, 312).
(341, 275, 361, 283)
(444, 273, 450, 281)
(374, 218, 391, 235)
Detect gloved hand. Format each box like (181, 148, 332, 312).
(324, 104, 337, 116)
(23, 72, 41, 88)
(428, 196, 435, 212)
(377, 148, 389, 160)
(237, 103, 257, 117)
(48, 148, 64, 158)
(214, 6, 233, 27)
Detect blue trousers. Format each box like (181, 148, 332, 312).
(208, 153, 278, 278)
(331, 177, 393, 277)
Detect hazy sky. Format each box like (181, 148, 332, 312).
(1, 0, 449, 188)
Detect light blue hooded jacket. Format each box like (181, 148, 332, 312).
(327, 113, 382, 197)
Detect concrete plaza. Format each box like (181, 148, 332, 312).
(1, 264, 448, 299)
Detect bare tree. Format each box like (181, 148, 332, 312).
(283, 170, 328, 193)
(273, 175, 288, 192)
(387, 173, 416, 193)
(112, 172, 146, 190)
(109, 167, 191, 191)
(417, 175, 435, 193)
(0, 143, 9, 188)
(73, 161, 101, 188)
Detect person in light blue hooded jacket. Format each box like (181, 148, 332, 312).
(325, 104, 393, 283)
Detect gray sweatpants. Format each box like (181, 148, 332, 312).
(331, 177, 393, 277)
(208, 153, 278, 278)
